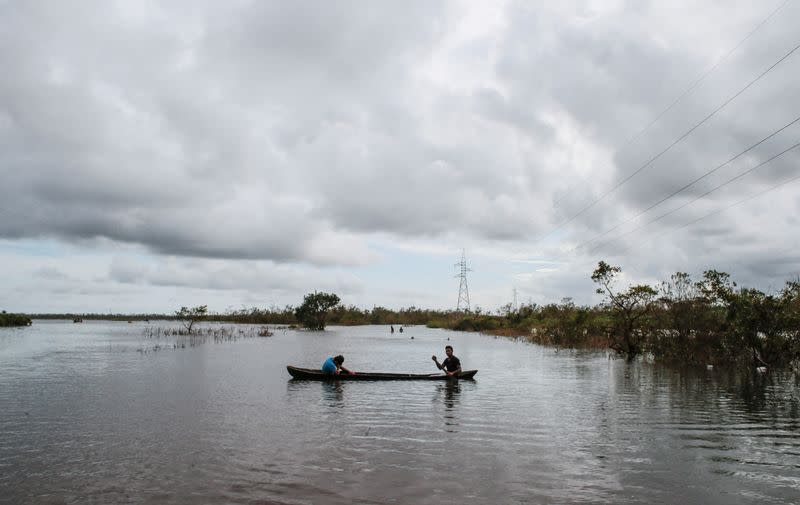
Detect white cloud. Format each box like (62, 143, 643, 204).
(1, 0, 799, 312)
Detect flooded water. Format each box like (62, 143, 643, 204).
(1, 321, 798, 504)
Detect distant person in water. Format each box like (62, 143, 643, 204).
(399, 326, 403, 333)
(390, 325, 394, 333)
(432, 345, 462, 377)
(321, 355, 352, 375)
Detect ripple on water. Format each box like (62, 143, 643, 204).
(1, 324, 799, 504)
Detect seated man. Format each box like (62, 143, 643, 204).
(431, 345, 462, 377)
(321, 354, 353, 375)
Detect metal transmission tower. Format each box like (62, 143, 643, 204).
(455, 249, 472, 312)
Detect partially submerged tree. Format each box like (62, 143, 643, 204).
(781, 280, 800, 368)
(592, 261, 657, 359)
(295, 292, 340, 330)
(0, 310, 32, 327)
(729, 288, 784, 366)
(659, 272, 695, 352)
(175, 305, 208, 334)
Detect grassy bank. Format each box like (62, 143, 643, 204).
(426, 306, 611, 349)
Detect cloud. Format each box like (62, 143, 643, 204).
(108, 255, 364, 295)
(1, 0, 799, 311)
(32, 266, 72, 281)
(0, 0, 446, 265)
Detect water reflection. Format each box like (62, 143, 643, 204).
(432, 380, 465, 432)
(321, 380, 345, 408)
(286, 379, 346, 409)
(3, 323, 800, 504)
(443, 380, 460, 409)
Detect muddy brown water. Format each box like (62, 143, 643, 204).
(1, 321, 798, 504)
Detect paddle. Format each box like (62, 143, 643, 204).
(432, 355, 456, 377)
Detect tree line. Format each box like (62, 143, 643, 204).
(439, 262, 799, 369)
(588, 261, 799, 368)
(9, 262, 800, 369)
(175, 265, 800, 369)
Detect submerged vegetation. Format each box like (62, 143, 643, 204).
(139, 324, 272, 353)
(433, 262, 800, 370)
(0, 311, 32, 327)
(175, 304, 208, 334)
(15, 264, 800, 370)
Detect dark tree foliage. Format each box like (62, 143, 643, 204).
(294, 292, 341, 330)
(215, 305, 296, 324)
(723, 286, 797, 367)
(592, 261, 658, 359)
(536, 299, 601, 349)
(175, 305, 207, 334)
(0, 310, 32, 327)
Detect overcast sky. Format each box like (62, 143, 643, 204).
(1, 0, 799, 314)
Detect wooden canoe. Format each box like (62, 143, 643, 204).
(287, 365, 477, 381)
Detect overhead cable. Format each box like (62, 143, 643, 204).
(537, 39, 800, 243)
(551, 0, 790, 209)
(588, 140, 800, 255)
(608, 170, 800, 257)
(573, 114, 800, 251)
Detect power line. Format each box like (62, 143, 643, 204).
(615, 0, 792, 152)
(611, 170, 800, 258)
(675, 171, 800, 234)
(537, 39, 800, 243)
(572, 114, 800, 251)
(550, 0, 790, 210)
(589, 140, 800, 255)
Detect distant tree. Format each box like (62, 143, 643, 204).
(592, 261, 657, 359)
(781, 281, 800, 366)
(0, 311, 32, 327)
(294, 292, 340, 330)
(536, 298, 595, 348)
(695, 270, 736, 306)
(369, 306, 393, 325)
(657, 272, 697, 357)
(175, 305, 208, 334)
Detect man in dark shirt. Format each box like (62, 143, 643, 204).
(432, 345, 462, 377)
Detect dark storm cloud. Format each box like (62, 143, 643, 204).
(0, 0, 447, 264)
(1, 0, 798, 289)
(107, 255, 364, 295)
(493, 1, 800, 251)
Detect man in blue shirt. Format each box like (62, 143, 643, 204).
(321, 355, 352, 375)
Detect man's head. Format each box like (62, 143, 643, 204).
(333, 355, 344, 365)
(445, 345, 453, 357)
